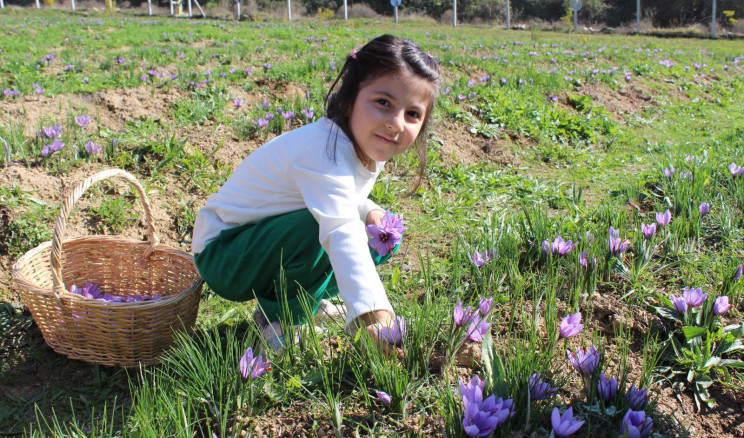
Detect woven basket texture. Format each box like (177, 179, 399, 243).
(11, 169, 203, 367)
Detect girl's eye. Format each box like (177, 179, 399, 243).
(375, 98, 390, 107)
(407, 110, 421, 119)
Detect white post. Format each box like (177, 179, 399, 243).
(343, 0, 347, 19)
(148, 0, 152, 15)
(287, 0, 292, 21)
(573, 8, 578, 31)
(452, 0, 456, 26)
(1, 0, 4, 9)
(636, 0, 640, 33)
(36, 0, 40, 8)
(394, 5, 398, 23)
(188, 0, 192, 17)
(71, 0, 75, 11)
(170, 0, 174, 15)
(192, 0, 206, 17)
(506, 0, 510, 29)
(711, 0, 717, 38)
(236, 1, 240, 20)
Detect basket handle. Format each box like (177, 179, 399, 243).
(50, 169, 161, 294)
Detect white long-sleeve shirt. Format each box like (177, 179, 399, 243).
(192, 117, 392, 326)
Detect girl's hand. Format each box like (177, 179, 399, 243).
(365, 209, 385, 228)
(354, 310, 405, 360)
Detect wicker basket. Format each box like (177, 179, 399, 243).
(11, 169, 203, 367)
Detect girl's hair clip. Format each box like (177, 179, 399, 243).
(349, 47, 358, 59)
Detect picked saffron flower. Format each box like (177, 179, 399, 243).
(655, 210, 671, 227)
(239, 347, 271, 379)
(478, 298, 493, 316)
(233, 98, 243, 108)
(551, 406, 585, 437)
(641, 223, 656, 240)
(367, 210, 407, 257)
(713, 296, 733, 315)
(375, 390, 392, 405)
(597, 373, 618, 402)
(567, 345, 599, 376)
(682, 286, 707, 307)
(529, 373, 557, 401)
(375, 316, 406, 347)
(699, 202, 710, 217)
(454, 299, 476, 328)
(625, 384, 648, 410)
(559, 312, 583, 338)
(669, 294, 687, 314)
(621, 409, 654, 438)
(75, 115, 91, 127)
(466, 315, 491, 342)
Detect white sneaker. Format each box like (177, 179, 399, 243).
(254, 309, 325, 355)
(314, 299, 347, 324)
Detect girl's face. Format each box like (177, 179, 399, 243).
(349, 71, 433, 171)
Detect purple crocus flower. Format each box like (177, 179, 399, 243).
(479, 298, 493, 316)
(579, 251, 596, 270)
(82, 77, 89, 84)
(466, 315, 491, 342)
(699, 202, 710, 217)
(682, 286, 707, 307)
(641, 223, 656, 240)
(233, 98, 243, 108)
(367, 210, 407, 257)
(239, 347, 271, 379)
(655, 210, 671, 227)
(567, 345, 599, 376)
(735, 265, 743, 281)
(376, 316, 406, 347)
(470, 250, 491, 267)
(541, 240, 551, 255)
(75, 115, 91, 127)
(713, 296, 733, 315)
(551, 406, 585, 437)
(301, 107, 314, 121)
(621, 409, 653, 438)
(669, 294, 687, 314)
(729, 163, 744, 178)
(255, 118, 268, 128)
(454, 299, 476, 328)
(41, 124, 62, 139)
(559, 312, 583, 338)
(552, 236, 574, 256)
(529, 373, 557, 401)
(460, 375, 514, 437)
(281, 111, 294, 120)
(625, 384, 648, 410)
(609, 227, 631, 255)
(85, 141, 101, 155)
(598, 373, 618, 402)
(375, 390, 392, 405)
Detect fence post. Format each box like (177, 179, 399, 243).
(287, 0, 292, 21)
(506, 0, 510, 29)
(636, 0, 641, 33)
(343, 0, 347, 19)
(711, 0, 717, 38)
(452, 0, 456, 26)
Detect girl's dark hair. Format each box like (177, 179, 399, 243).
(325, 34, 442, 195)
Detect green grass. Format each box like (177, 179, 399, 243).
(1, 8, 744, 438)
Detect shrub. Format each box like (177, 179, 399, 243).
(334, 3, 379, 19)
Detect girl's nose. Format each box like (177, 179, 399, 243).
(386, 111, 405, 133)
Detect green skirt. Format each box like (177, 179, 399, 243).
(194, 209, 395, 325)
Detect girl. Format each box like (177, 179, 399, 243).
(192, 34, 442, 354)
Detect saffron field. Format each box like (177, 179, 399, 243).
(1, 8, 744, 437)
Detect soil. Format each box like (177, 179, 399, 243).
(0, 71, 740, 437)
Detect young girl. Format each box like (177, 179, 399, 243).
(192, 34, 442, 354)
